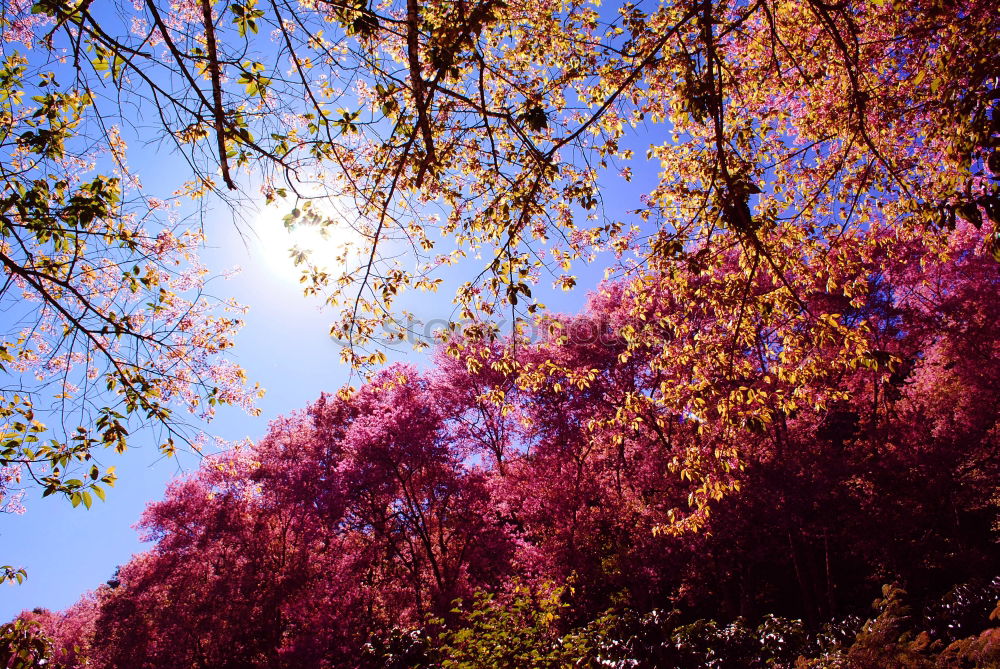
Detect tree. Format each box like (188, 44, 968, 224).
(3, 3, 1000, 666)
(4, 0, 994, 528)
(0, 618, 55, 669)
(61, 365, 516, 667)
(25, 208, 1000, 664)
(4, 0, 1000, 628)
(0, 15, 262, 581)
(431, 584, 593, 669)
(9, 0, 996, 354)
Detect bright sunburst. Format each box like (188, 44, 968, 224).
(252, 196, 359, 283)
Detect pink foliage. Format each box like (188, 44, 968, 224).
(0, 465, 25, 515)
(28, 220, 1000, 666)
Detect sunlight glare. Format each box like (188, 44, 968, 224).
(252, 196, 359, 283)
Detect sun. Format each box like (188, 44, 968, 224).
(251, 196, 360, 283)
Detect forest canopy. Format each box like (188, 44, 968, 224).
(0, 0, 999, 665)
(8, 217, 1000, 667)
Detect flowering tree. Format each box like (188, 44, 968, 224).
(52, 365, 515, 667)
(2, 0, 999, 659)
(0, 0, 990, 354)
(0, 0, 993, 514)
(24, 210, 999, 664)
(1, 0, 992, 526)
(0, 14, 262, 582)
